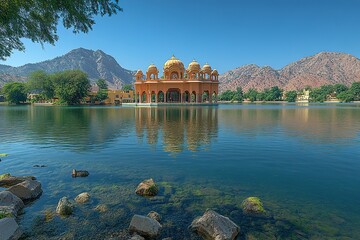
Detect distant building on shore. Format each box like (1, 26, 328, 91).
(135, 55, 219, 104)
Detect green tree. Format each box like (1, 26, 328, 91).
(285, 90, 297, 102)
(0, 0, 122, 60)
(337, 90, 354, 102)
(309, 88, 327, 102)
(218, 90, 235, 101)
(233, 87, 244, 102)
(350, 82, 360, 100)
(96, 79, 108, 102)
(52, 70, 90, 105)
(265, 86, 283, 101)
(245, 88, 258, 102)
(2, 82, 27, 104)
(333, 84, 348, 95)
(27, 70, 54, 100)
(122, 84, 133, 91)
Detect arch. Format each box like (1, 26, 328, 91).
(191, 91, 196, 103)
(166, 88, 181, 102)
(202, 90, 210, 102)
(170, 72, 179, 80)
(158, 91, 164, 103)
(136, 93, 140, 103)
(183, 91, 190, 103)
(141, 91, 147, 103)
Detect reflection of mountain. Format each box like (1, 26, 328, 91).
(0, 106, 134, 151)
(135, 107, 218, 153)
(219, 105, 360, 143)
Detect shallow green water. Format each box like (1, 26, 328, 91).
(0, 104, 360, 239)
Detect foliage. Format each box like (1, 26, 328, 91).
(333, 84, 348, 94)
(218, 90, 235, 101)
(2, 82, 27, 104)
(96, 79, 108, 102)
(233, 87, 244, 102)
(337, 90, 354, 102)
(351, 82, 360, 100)
(245, 88, 258, 102)
(122, 84, 133, 91)
(0, 0, 122, 60)
(309, 88, 327, 102)
(285, 90, 298, 102)
(27, 70, 54, 100)
(52, 70, 90, 105)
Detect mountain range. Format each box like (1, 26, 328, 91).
(1, 49, 360, 92)
(0, 48, 135, 89)
(219, 52, 360, 92)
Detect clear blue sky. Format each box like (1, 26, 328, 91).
(2, 0, 360, 73)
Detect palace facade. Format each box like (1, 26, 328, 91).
(134, 56, 219, 104)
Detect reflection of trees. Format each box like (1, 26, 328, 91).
(135, 107, 219, 153)
(219, 105, 360, 143)
(0, 106, 134, 151)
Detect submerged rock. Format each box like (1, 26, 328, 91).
(8, 180, 42, 201)
(0, 191, 24, 217)
(94, 204, 108, 213)
(56, 197, 73, 216)
(190, 209, 240, 240)
(135, 179, 159, 197)
(33, 165, 47, 168)
(129, 214, 162, 238)
(241, 197, 265, 214)
(0, 175, 36, 188)
(147, 211, 161, 222)
(0, 217, 23, 240)
(72, 169, 89, 178)
(75, 192, 90, 204)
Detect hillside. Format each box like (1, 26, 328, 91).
(219, 52, 360, 92)
(0, 48, 135, 88)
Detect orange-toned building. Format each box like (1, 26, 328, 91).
(134, 56, 219, 104)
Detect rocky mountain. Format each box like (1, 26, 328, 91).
(219, 52, 360, 92)
(0, 48, 135, 88)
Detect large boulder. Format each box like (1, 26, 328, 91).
(129, 214, 162, 238)
(241, 197, 265, 214)
(0, 217, 23, 240)
(0, 175, 36, 188)
(0, 191, 24, 217)
(190, 209, 240, 240)
(75, 192, 90, 204)
(135, 179, 158, 197)
(56, 197, 73, 216)
(8, 180, 42, 201)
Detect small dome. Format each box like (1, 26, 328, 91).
(202, 63, 212, 72)
(164, 55, 185, 71)
(211, 69, 218, 75)
(135, 69, 143, 76)
(147, 64, 158, 73)
(187, 60, 201, 71)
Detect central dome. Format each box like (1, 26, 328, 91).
(164, 55, 185, 71)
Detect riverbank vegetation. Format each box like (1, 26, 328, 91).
(218, 82, 360, 103)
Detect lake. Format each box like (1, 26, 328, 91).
(0, 104, 360, 239)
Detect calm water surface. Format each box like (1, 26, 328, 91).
(0, 104, 360, 239)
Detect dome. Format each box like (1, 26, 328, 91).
(164, 55, 185, 71)
(211, 69, 218, 75)
(202, 63, 212, 72)
(187, 60, 201, 72)
(135, 69, 143, 76)
(147, 64, 158, 73)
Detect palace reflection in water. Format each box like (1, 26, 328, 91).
(135, 107, 218, 152)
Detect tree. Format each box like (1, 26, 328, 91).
(309, 88, 327, 102)
(52, 70, 90, 105)
(350, 82, 360, 100)
(0, 0, 122, 60)
(2, 82, 27, 104)
(218, 90, 235, 101)
(285, 90, 297, 102)
(96, 79, 108, 102)
(27, 70, 54, 100)
(122, 84, 133, 91)
(333, 84, 348, 95)
(337, 90, 354, 102)
(245, 88, 258, 102)
(233, 87, 244, 102)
